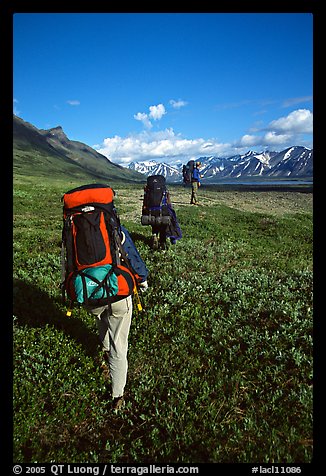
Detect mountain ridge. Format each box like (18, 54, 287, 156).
(13, 115, 144, 183)
(129, 147, 313, 182)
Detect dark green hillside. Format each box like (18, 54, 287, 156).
(13, 116, 93, 181)
(13, 115, 143, 183)
(38, 125, 126, 176)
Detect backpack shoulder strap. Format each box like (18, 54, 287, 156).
(114, 229, 141, 286)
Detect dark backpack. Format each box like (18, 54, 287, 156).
(61, 184, 138, 308)
(141, 175, 171, 226)
(182, 160, 195, 184)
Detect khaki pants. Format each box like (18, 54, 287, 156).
(191, 181, 199, 204)
(87, 295, 132, 398)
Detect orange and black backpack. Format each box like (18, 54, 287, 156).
(61, 183, 139, 310)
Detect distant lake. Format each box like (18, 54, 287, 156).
(172, 179, 314, 192)
(205, 179, 313, 186)
(170, 179, 313, 192)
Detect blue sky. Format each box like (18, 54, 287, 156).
(13, 12, 313, 166)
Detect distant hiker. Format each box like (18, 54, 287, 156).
(190, 161, 202, 205)
(141, 175, 182, 250)
(61, 184, 149, 412)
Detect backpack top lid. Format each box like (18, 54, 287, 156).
(146, 175, 166, 189)
(144, 175, 167, 208)
(62, 183, 115, 210)
(187, 160, 195, 170)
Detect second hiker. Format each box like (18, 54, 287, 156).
(141, 175, 182, 250)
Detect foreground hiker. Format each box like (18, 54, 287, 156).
(141, 174, 182, 250)
(61, 184, 149, 411)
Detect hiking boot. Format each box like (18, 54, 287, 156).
(159, 240, 167, 250)
(112, 396, 125, 412)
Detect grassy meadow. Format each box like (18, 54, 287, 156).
(13, 175, 313, 463)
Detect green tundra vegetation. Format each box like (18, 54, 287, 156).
(13, 174, 313, 463)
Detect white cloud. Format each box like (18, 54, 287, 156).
(96, 128, 231, 166)
(66, 100, 80, 106)
(238, 131, 291, 148)
(282, 96, 313, 108)
(149, 103, 166, 120)
(236, 109, 313, 150)
(262, 131, 292, 145)
(134, 112, 152, 129)
(13, 98, 20, 116)
(238, 134, 258, 147)
(134, 103, 166, 129)
(169, 99, 188, 109)
(268, 109, 313, 134)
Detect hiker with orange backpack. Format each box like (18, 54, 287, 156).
(61, 184, 148, 411)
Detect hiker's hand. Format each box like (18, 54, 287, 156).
(139, 280, 148, 293)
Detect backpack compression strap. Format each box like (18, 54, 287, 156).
(80, 268, 116, 306)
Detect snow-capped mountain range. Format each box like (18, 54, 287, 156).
(128, 160, 181, 180)
(128, 146, 313, 182)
